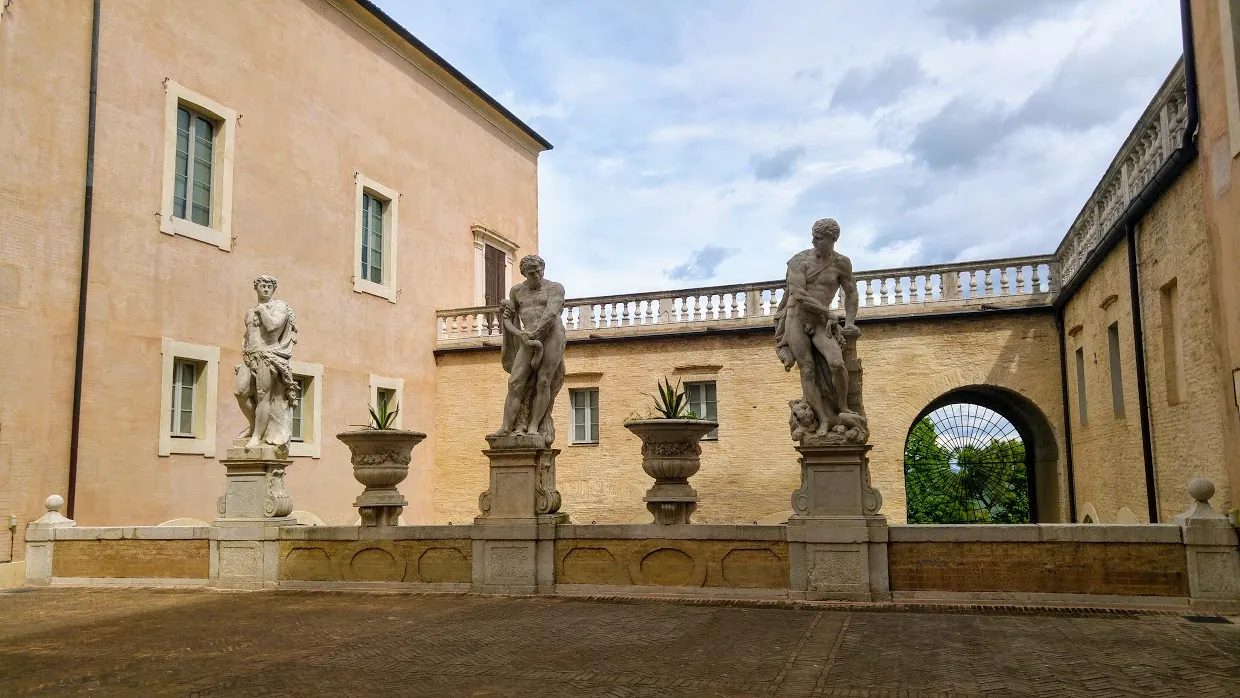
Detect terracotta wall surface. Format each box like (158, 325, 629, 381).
(1190, 0, 1240, 510)
(434, 313, 1065, 526)
(0, 0, 93, 562)
(889, 541, 1189, 597)
(0, 0, 543, 542)
(51, 540, 209, 579)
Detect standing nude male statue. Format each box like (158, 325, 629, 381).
(775, 218, 868, 442)
(234, 275, 299, 449)
(490, 255, 567, 447)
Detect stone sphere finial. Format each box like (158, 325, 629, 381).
(1187, 477, 1215, 503)
(45, 494, 65, 513)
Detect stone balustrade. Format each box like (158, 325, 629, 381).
(1055, 59, 1189, 290)
(437, 255, 1058, 345)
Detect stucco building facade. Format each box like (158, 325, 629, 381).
(0, 0, 550, 564)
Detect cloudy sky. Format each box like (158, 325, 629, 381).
(376, 0, 1184, 297)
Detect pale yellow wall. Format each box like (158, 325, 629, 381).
(1062, 240, 1149, 522)
(1, 0, 541, 532)
(1136, 163, 1232, 518)
(1190, 0, 1240, 510)
(1063, 163, 1233, 523)
(0, 0, 94, 561)
(433, 314, 1066, 525)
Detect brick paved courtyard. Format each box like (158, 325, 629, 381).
(1, 588, 1238, 697)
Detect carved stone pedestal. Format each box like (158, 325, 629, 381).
(787, 443, 890, 602)
(472, 442, 568, 594)
(214, 445, 295, 526)
(211, 445, 294, 589)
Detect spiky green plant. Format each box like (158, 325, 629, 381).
(649, 377, 697, 419)
(368, 400, 400, 430)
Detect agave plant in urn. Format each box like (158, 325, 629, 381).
(336, 400, 425, 526)
(623, 378, 718, 525)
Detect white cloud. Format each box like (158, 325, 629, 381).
(375, 0, 1183, 297)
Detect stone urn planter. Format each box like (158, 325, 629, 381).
(624, 419, 718, 525)
(336, 429, 426, 526)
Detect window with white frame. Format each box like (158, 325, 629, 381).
(159, 339, 219, 457)
(472, 224, 518, 307)
(353, 174, 399, 303)
(361, 192, 385, 285)
(174, 106, 215, 227)
(368, 374, 404, 429)
(159, 81, 236, 251)
(570, 388, 599, 444)
(291, 376, 308, 442)
(170, 359, 199, 437)
(288, 361, 323, 458)
(685, 381, 718, 439)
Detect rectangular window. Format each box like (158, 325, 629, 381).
(170, 359, 198, 437)
(571, 388, 600, 444)
(484, 244, 506, 306)
(685, 381, 719, 439)
(1075, 347, 1088, 426)
(173, 106, 215, 227)
(1160, 280, 1185, 405)
(376, 387, 395, 415)
(291, 376, 308, 442)
(361, 192, 385, 285)
(1108, 322, 1125, 417)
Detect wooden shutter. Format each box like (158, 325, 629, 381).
(484, 245, 506, 306)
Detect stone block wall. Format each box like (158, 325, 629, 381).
(1062, 240, 1150, 523)
(434, 313, 1065, 525)
(1135, 164, 1232, 519)
(1064, 161, 1233, 523)
(887, 525, 1189, 600)
(25, 522, 1229, 609)
(554, 525, 788, 591)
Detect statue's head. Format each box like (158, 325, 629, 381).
(811, 218, 840, 254)
(253, 275, 277, 301)
(519, 255, 546, 287)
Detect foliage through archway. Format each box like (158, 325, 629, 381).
(903, 403, 1030, 524)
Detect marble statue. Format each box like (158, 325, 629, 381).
(234, 275, 299, 449)
(775, 218, 869, 444)
(490, 255, 566, 448)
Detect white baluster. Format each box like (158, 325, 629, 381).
(1000, 268, 1010, 296)
(969, 271, 978, 298)
(1015, 266, 1025, 295)
(1032, 265, 1042, 293)
(870, 279, 880, 307)
(923, 274, 932, 303)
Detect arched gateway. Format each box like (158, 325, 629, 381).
(903, 386, 1061, 523)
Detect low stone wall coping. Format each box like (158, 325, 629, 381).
(556, 524, 787, 541)
(279, 525, 473, 541)
(890, 524, 1183, 544)
(44, 526, 215, 541)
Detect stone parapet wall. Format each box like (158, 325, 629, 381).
(279, 526, 471, 586)
(23, 521, 1237, 611)
(554, 524, 788, 590)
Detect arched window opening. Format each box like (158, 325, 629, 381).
(903, 402, 1032, 524)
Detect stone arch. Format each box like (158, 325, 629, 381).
(905, 385, 1062, 523)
